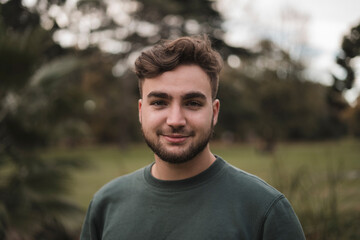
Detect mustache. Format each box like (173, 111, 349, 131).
(156, 128, 195, 136)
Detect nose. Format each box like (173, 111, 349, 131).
(166, 104, 186, 128)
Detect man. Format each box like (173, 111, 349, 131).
(80, 36, 305, 240)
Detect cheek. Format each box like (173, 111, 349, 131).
(188, 110, 213, 127)
(141, 110, 166, 127)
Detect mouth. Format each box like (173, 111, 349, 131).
(162, 134, 190, 144)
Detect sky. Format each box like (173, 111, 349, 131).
(218, 0, 360, 104)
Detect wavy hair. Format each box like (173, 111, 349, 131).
(134, 35, 223, 99)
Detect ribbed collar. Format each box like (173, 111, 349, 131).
(143, 156, 226, 191)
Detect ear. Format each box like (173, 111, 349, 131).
(138, 99, 142, 123)
(212, 99, 220, 126)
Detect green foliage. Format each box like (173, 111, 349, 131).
(270, 152, 360, 240)
(333, 22, 360, 91)
(77, 53, 141, 144)
(217, 40, 341, 147)
(1, 54, 87, 148)
(330, 22, 360, 138)
(328, 21, 360, 140)
(0, 1, 88, 238)
(0, 152, 85, 237)
(347, 98, 360, 137)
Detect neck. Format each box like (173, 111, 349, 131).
(151, 145, 216, 181)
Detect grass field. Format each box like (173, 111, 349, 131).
(48, 138, 360, 239)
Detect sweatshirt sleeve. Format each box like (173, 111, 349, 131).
(261, 196, 305, 240)
(80, 200, 100, 240)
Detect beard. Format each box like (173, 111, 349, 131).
(141, 121, 214, 164)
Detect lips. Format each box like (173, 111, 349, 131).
(162, 134, 189, 144)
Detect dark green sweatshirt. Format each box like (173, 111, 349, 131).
(80, 156, 305, 240)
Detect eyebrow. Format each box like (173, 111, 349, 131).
(147, 91, 207, 100)
(182, 92, 206, 100)
(147, 92, 172, 99)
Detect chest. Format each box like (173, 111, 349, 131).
(100, 190, 259, 240)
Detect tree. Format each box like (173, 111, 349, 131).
(339, 22, 360, 137)
(218, 39, 338, 150)
(0, 1, 87, 238)
(332, 22, 360, 92)
(330, 22, 360, 137)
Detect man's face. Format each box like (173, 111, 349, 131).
(138, 64, 220, 164)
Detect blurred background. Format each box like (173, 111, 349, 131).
(1, 0, 359, 239)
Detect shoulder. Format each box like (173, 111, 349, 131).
(91, 166, 147, 205)
(214, 159, 285, 215)
(223, 161, 282, 198)
(81, 166, 149, 236)
(261, 196, 305, 239)
(220, 160, 305, 238)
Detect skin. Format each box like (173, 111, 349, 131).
(138, 64, 220, 181)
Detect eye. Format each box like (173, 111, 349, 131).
(150, 100, 167, 107)
(185, 100, 203, 108)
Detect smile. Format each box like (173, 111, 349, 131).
(162, 134, 190, 144)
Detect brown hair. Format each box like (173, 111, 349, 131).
(134, 35, 223, 99)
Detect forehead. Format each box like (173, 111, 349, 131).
(141, 65, 212, 98)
